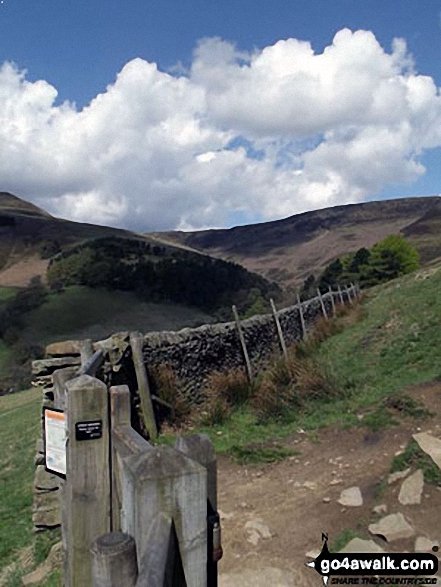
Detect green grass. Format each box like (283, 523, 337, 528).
(165, 264, 441, 455)
(390, 440, 441, 485)
(0, 388, 40, 570)
(24, 285, 210, 344)
(0, 286, 19, 302)
(329, 529, 364, 553)
(0, 389, 63, 586)
(228, 444, 298, 465)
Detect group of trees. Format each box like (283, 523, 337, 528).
(47, 237, 280, 314)
(301, 234, 420, 296)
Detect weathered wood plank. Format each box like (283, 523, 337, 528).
(64, 375, 110, 587)
(296, 294, 307, 340)
(232, 305, 253, 381)
(129, 332, 158, 440)
(92, 532, 138, 587)
(270, 298, 288, 359)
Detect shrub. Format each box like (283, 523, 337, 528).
(149, 364, 191, 426)
(205, 368, 253, 408)
(198, 395, 231, 426)
(252, 351, 338, 423)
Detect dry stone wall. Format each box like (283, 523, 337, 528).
(30, 285, 357, 531)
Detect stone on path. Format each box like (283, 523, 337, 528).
(388, 468, 411, 484)
(338, 487, 363, 507)
(398, 470, 424, 505)
(245, 518, 272, 546)
(306, 549, 321, 559)
(369, 513, 414, 542)
(414, 537, 439, 553)
(340, 538, 386, 554)
(413, 433, 441, 469)
(373, 504, 388, 515)
(303, 481, 317, 490)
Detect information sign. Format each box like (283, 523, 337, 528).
(43, 407, 66, 479)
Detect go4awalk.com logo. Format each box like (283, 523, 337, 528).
(306, 534, 439, 586)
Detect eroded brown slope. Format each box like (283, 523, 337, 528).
(152, 197, 441, 288)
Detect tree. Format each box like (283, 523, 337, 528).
(367, 234, 420, 284)
(318, 258, 343, 289)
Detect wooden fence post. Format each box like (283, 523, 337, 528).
(79, 339, 94, 365)
(317, 288, 328, 321)
(64, 375, 111, 587)
(232, 305, 253, 381)
(296, 294, 307, 340)
(92, 532, 138, 587)
(270, 298, 288, 359)
(175, 434, 218, 587)
(120, 446, 207, 586)
(328, 286, 336, 317)
(346, 284, 354, 305)
(129, 332, 158, 440)
(337, 284, 344, 305)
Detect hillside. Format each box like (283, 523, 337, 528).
(2, 262, 441, 586)
(0, 193, 277, 315)
(151, 196, 441, 288)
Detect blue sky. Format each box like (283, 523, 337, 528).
(0, 0, 440, 230)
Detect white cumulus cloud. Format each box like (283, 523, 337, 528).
(0, 29, 440, 231)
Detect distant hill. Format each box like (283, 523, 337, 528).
(150, 196, 441, 288)
(0, 192, 278, 316)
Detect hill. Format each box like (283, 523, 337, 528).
(151, 196, 441, 288)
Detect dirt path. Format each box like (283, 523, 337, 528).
(217, 382, 441, 585)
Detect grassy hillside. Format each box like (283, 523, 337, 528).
(153, 196, 441, 288)
(1, 264, 439, 585)
(183, 262, 441, 453)
(23, 285, 213, 344)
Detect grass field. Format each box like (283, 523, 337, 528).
(23, 285, 211, 345)
(0, 388, 61, 586)
(0, 389, 40, 569)
(181, 263, 441, 454)
(1, 264, 440, 583)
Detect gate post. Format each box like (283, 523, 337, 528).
(64, 375, 111, 587)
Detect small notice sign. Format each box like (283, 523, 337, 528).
(75, 420, 102, 441)
(43, 408, 66, 479)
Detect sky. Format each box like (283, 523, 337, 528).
(0, 0, 441, 231)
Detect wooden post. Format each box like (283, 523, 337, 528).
(79, 339, 94, 365)
(53, 367, 77, 411)
(317, 288, 328, 321)
(136, 513, 174, 586)
(337, 284, 344, 305)
(296, 294, 307, 340)
(270, 298, 288, 359)
(92, 532, 138, 587)
(129, 332, 158, 440)
(109, 385, 133, 532)
(346, 284, 354, 305)
(232, 305, 253, 381)
(119, 445, 207, 586)
(64, 375, 111, 587)
(175, 434, 218, 587)
(328, 286, 336, 317)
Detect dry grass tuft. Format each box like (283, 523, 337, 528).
(150, 363, 191, 426)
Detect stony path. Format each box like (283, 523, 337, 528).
(217, 382, 441, 586)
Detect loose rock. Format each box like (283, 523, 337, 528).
(340, 538, 386, 554)
(338, 487, 363, 507)
(398, 470, 424, 505)
(413, 432, 441, 469)
(368, 513, 414, 542)
(373, 504, 388, 515)
(388, 468, 411, 485)
(414, 537, 439, 553)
